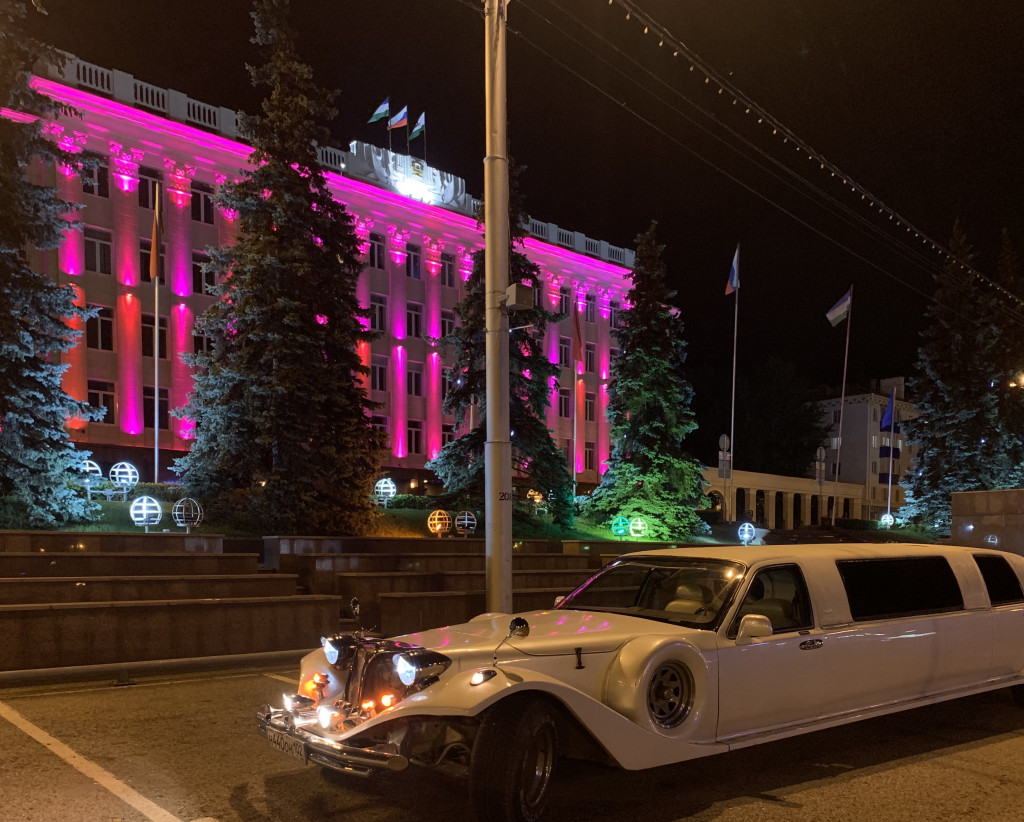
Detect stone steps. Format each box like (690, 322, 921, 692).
(0, 551, 259, 577)
(0, 573, 299, 604)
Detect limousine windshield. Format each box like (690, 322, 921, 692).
(557, 557, 747, 628)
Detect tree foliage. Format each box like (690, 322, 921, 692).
(581, 223, 707, 540)
(174, 0, 383, 533)
(902, 222, 1024, 530)
(0, 0, 100, 527)
(427, 163, 574, 527)
(736, 357, 830, 476)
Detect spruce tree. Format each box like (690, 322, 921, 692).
(0, 0, 99, 527)
(903, 222, 1024, 530)
(427, 165, 574, 527)
(175, 0, 383, 533)
(581, 223, 707, 540)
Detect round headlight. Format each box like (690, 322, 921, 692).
(323, 638, 339, 666)
(394, 653, 417, 686)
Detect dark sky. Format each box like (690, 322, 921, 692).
(22, 0, 1024, 459)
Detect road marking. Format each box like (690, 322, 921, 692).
(265, 673, 297, 685)
(0, 700, 199, 822)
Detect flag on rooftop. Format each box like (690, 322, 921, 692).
(388, 106, 408, 130)
(410, 112, 425, 140)
(826, 287, 852, 326)
(143, 182, 162, 283)
(725, 244, 740, 295)
(368, 97, 389, 124)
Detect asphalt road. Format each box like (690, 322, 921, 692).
(2, 664, 1024, 822)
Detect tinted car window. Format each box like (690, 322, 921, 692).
(837, 557, 963, 621)
(974, 554, 1024, 605)
(730, 564, 813, 637)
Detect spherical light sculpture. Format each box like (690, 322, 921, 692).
(629, 517, 649, 538)
(738, 522, 756, 545)
(109, 461, 139, 491)
(427, 509, 452, 537)
(130, 496, 162, 532)
(373, 478, 397, 505)
(454, 511, 477, 537)
(879, 513, 895, 529)
(172, 498, 203, 533)
(80, 460, 102, 480)
(610, 516, 630, 538)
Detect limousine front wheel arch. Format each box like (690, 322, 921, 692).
(604, 639, 705, 738)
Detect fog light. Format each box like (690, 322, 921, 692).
(470, 669, 498, 686)
(380, 693, 396, 708)
(317, 705, 339, 729)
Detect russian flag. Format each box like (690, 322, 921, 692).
(725, 244, 740, 295)
(388, 106, 408, 130)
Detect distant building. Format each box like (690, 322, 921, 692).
(22, 55, 635, 491)
(815, 376, 919, 521)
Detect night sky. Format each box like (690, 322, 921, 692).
(22, 0, 1024, 460)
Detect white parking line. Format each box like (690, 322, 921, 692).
(265, 673, 297, 685)
(0, 700, 199, 822)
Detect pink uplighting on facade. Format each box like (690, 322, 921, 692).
(117, 293, 143, 436)
(171, 303, 195, 440)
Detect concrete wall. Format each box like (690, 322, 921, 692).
(951, 490, 1024, 556)
(0, 531, 223, 554)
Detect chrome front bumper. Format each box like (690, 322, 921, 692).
(256, 706, 409, 776)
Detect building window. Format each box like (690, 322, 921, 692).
(832, 410, 841, 424)
(87, 380, 115, 425)
(561, 439, 571, 465)
(371, 415, 388, 433)
(610, 347, 620, 361)
(406, 302, 423, 338)
(442, 367, 454, 398)
(138, 166, 161, 210)
(193, 333, 213, 357)
(371, 355, 388, 392)
(558, 287, 571, 315)
(82, 157, 109, 198)
(585, 293, 596, 323)
(407, 420, 423, 455)
(442, 423, 456, 446)
(84, 228, 112, 275)
(585, 441, 595, 471)
(440, 253, 455, 287)
(584, 343, 596, 373)
(610, 301, 621, 329)
(139, 238, 165, 285)
(407, 361, 423, 397)
(559, 389, 571, 418)
(191, 181, 215, 224)
(86, 305, 114, 351)
(142, 386, 169, 430)
(369, 294, 387, 332)
(141, 314, 168, 359)
(441, 310, 456, 338)
(192, 252, 215, 295)
(558, 337, 570, 367)
(534, 284, 543, 308)
(585, 392, 596, 422)
(368, 233, 385, 269)
(406, 244, 421, 279)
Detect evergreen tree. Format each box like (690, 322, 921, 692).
(427, 164, 574, 527)
(581, 224, 707, 540)
(903, 222, 1024, 530)
(0, 0, 100, 527)
(737, 357, 830, 476)
(175, 0, 383, 533)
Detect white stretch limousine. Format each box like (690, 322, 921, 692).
(257, 542, 1024, 822)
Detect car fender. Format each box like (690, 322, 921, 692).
(601, 635, 716, 741)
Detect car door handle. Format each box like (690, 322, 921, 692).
(799, 639, 824, 650)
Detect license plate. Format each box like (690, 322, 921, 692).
(265, 726, 307, 764)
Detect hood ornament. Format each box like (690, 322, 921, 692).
(492, 616, 530, 667)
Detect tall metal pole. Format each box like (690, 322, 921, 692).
(484, 0, 512, 613)
(728, 285, 738, 521)
(152, 182, 161, 484)
(832, 288, 852, 526)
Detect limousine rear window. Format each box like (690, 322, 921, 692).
(973, 554, 1024, 605)
(836, 557, 963, 621)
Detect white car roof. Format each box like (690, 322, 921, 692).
(618, 542, 1008, 566)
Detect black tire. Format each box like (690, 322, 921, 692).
(1011, 684, 1024, 707)
(470, 697, 559, 822)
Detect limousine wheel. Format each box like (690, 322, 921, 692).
(647, 659, 694, 728)
(471, 696, 559, 822)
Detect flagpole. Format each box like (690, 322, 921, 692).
(832, 286, 852, 527)
(728, 283, 738, 522)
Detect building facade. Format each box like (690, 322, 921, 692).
(23, 57, 635, 492)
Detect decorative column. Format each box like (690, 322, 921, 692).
(799, 494, 812, 529)
(782, 492, 795, 529)
(423, 236, 443, 459)
(544, 272, 562, 437)
(109, 141, 144, 437)
(765, 491, 777, 529)
(387, 225, 409, 460)
(164, 159, 194, 445)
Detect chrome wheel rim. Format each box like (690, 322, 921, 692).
(647, 661, 693, 728)
(519, 723, 556, 809)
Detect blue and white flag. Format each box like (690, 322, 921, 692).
(826, 287, 852, 326)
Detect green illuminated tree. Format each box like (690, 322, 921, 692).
(174, 0, 383, 533)
(427, 164, 573, 527)
(581, 223, 707, 540)
(903, 222, 1024, 531)
(0, 0, 100, 527)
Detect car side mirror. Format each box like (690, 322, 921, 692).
(508, 616, 530, 639)
(736, 613, 773, 646)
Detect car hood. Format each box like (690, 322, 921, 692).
(394, 609, 646, 658)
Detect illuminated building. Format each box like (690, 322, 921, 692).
(23, 56, 634, 490)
